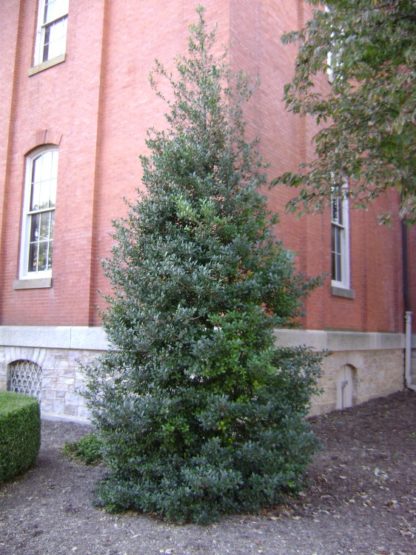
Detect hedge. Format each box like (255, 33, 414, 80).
(0, 391, 41, 483)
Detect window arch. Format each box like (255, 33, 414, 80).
(20, 146, 58, 279)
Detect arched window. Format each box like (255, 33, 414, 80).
(20, 147, 58, 279)
(7, 360, 43, 401)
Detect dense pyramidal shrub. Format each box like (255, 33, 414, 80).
(85, 8, 322, 524)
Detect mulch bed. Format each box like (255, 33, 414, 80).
(0, 390, 415, 555)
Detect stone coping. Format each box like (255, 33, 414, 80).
(0, 325, 414, 352)
(0, 326, 109, 351)
(274, 329, 409, 351)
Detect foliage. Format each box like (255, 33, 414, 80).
(0, 391, 40, 482)
(84, 7, 322, 524)
(277, 0, 416, 223)
(63, 433, 103, 466)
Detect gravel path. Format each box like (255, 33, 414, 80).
(1, 390, 415, 555)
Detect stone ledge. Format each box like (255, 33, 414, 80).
(28, 54, 66, 76)
(331, 285, 356, 299)
(13, 278, 52, 289)
(275, 329, 407, 351)
(0, 326, 109, 351)
(0, 325, 412, 353)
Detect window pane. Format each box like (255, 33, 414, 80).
(30, 151, 57, 210)
(30, 161, 40, 210)
(335, 253, 341, 282)
(335, 226, 341, 254)
(331, 198, 338, 222)
(37, 242, 48, 272)
(28, 242, 39, 272)
(50, 152, 58, 205)
(30, 214, 40, 243)
(331, 226, 342, 282)
(28, 211, 54, 273)
(45, 18, 67, 60)
(47, 238, 53, 269)
(44, 0, 69, 24)
(331, 196, 342, 224)
(39, 212, 50, 241)
(331, 252, 337, 281)
(42, 25, 51, 62)
(337, 198, 343, 225)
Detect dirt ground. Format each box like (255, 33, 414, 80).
(0, 390, 415, 555)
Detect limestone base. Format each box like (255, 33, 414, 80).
(0, 326, 414, 421)
(309, 349, 404, 416)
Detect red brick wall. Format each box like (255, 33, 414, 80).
(0, 0, 21, 322)
(0, 0, 106, 325)
(89, 0, 230, 323)
(229, 0, 409, 333)
(0, 0, 414, 333)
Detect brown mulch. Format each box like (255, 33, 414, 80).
(0, 390, 415, 555)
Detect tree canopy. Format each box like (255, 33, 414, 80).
(278, 0, 416, 223)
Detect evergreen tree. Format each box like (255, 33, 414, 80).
(85, 8, 321, 524)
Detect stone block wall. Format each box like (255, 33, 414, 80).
(0, 326, 108, 422)
(309, 349, 404, 416)
(0, 344, 98, 422)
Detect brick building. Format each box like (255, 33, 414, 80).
(0, 0, 415, 421)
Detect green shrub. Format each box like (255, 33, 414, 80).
(84, 8, 322, 524)
(63, 433, 102, 465)
(0, 391, 41, 483)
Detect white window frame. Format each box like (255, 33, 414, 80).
(325, 6, 343, 84)
(331, 183, 350, 289)
(33, 0, 69, 66)
(19, 147, 58, 280)
(327, 50, 335, 83)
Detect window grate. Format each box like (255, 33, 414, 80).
(7, 360, 42, 400)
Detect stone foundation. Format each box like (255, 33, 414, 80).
(0, 326, 414, 421)
(0, 326, 108, 422)
(309, 348, 404, 416)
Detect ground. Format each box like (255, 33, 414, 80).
(0, 390, 415, 555)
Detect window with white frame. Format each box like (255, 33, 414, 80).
(325, 6, 343, 84)
(20, 148, 58, 278)
(34, 0, 69, 66)
(331, 184, 350, 289)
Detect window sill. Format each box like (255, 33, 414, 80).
(331, 285, 355, 299)
(28, 54, 66, 76)
(13, 278, 52, 290)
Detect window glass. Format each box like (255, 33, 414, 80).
(34, 0, 69, 65)
(21, 149, 58, 278)
(43, 0, 69, 23)
(331, 185, 350, 288)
